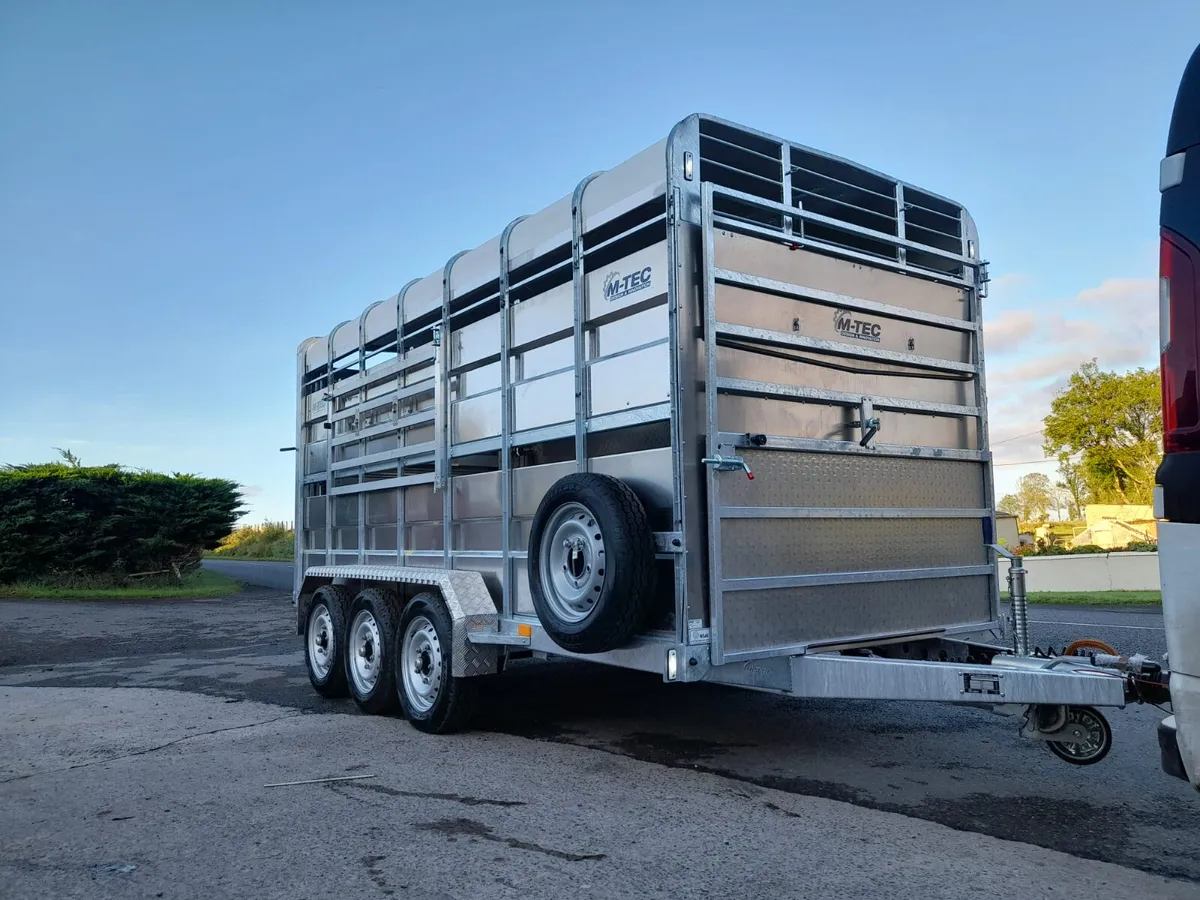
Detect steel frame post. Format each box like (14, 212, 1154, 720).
(499, 216, 527, 618)
(571, 173, 602, 471)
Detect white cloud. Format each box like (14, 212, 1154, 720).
(984, 277, 1158, 499)
(987, 272, 1030, 298)
(982, 309, 1038, 354)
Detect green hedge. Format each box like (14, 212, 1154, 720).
(0, 462, 243, 584)
(1012, 540, 1158, 557)
(212, 521, 294, 560)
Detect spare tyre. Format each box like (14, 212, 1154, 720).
(528, 472, 655, 654)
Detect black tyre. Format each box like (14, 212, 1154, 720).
(528, 472, 655, 654)
(1047, 706, 1113, 766)
(304, 585, 352, 698)
(395, 592, 478, 734)
(345, 587, 401, 715)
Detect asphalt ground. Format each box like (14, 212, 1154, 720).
(1, 569, 1197, 898)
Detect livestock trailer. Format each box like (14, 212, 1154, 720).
(293, 114, 1163, 758)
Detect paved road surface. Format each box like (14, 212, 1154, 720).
(1, 580, 1197, 895)
(5, 683, 1194, 900)
(204, 557, 294, 591)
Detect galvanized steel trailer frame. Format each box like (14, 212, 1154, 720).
(292, 114, 1127, 714)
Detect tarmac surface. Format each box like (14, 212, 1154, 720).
(1, 570, 1197, 898)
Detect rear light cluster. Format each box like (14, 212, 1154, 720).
(1161, 229, 1200, 454)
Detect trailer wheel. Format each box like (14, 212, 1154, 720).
(345, 587, 401, 715)
(395, 592, 477, 734)
(529, 473, 655, 654)
(305, 585, 352, 698)
(1046, 706, 1113, 766)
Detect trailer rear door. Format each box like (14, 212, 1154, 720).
(698, 178, 995, 665)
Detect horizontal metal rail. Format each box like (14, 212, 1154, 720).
(510, 328, 574, 359)
(707, 620, 1001, 667)
(330, 409, 436, 447)
(790, 186, 897, 230)
(581, 212, 667, 260)
(714, 268, 976, 332)
(717, 431, 987, 462)
(585, 336, 669, 366)
(448, 354, 502, 377)
(587, 402, 672, 431)
(788, 162, 897, 204)
(452, 386, 502, 403)
(720, 506, 991, 519)
(710, 183, 978, 270)
(722, 564, 994, 592)
(713, 212, 976, 289)
(328, 472, 436, 496)
(716, 376, 982, 418)
(702, 130, 784, 166)
(328, 346, 436, 398)
(450, 436, 503, 457)
(508, 403, 673, 450)
(508, 259, 572, 295)
(328, 381, 434, 425)
(511, 363, 574, 389)
(715, 321, 977, 375)
(784, 653, 1127, 707)
(328, 439, 437, 472)
(703, 158, 781, 189)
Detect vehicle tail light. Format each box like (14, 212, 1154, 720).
(1161, 229, 1200, 453)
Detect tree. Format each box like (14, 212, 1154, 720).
(1054, 455, 1089, 520)
(998, 472, 1054, 522)
(54, 447, 82, 468)
(998, 494, 1021, 516)
(1042, 361, 1162, 505)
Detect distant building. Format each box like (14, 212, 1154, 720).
(1069, 505, 1157, 549)
(995, 513, 1020, 547)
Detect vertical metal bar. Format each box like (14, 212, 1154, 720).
(293, 344, 308, 599)
(356, 310, 371, 564)
(966, 212, 1000, 625)
(439, 253, 468, 569)
(895, 183, 907, 267)
(700, 182, 726, 665)
(571, 173, 601, 471)
(324, 327, 344, 566)
(665, 117, 704, 648)
(356, 493, 364, 563)
(780, 142, 792, 238)
(499, 216, 526, 618)
(396, 281, 414, 567)
(665, 186, 687, 644)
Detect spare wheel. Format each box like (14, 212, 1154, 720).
(528, 472, 655, 654)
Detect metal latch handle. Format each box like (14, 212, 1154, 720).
(849, 398, 880, 448)
(702, 454, 753, 480)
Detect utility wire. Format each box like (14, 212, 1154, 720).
(991, 429, 1043, 445)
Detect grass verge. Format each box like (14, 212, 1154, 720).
(0, 569, 243, 600)
(1004, 590, 1161, 606)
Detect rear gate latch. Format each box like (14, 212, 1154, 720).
(702, 454, 753, 479)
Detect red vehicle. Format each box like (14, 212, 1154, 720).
(1157, 40, 1200, 789)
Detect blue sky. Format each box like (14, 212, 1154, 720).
(2, 1, 1196, 521)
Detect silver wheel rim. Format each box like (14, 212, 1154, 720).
(539, 501, 607, 624)
(348, 609, 383, 696)
(1050, 708, 1108, 761)
(402, 615, 442, 714)
(308, 603, 335, 681)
